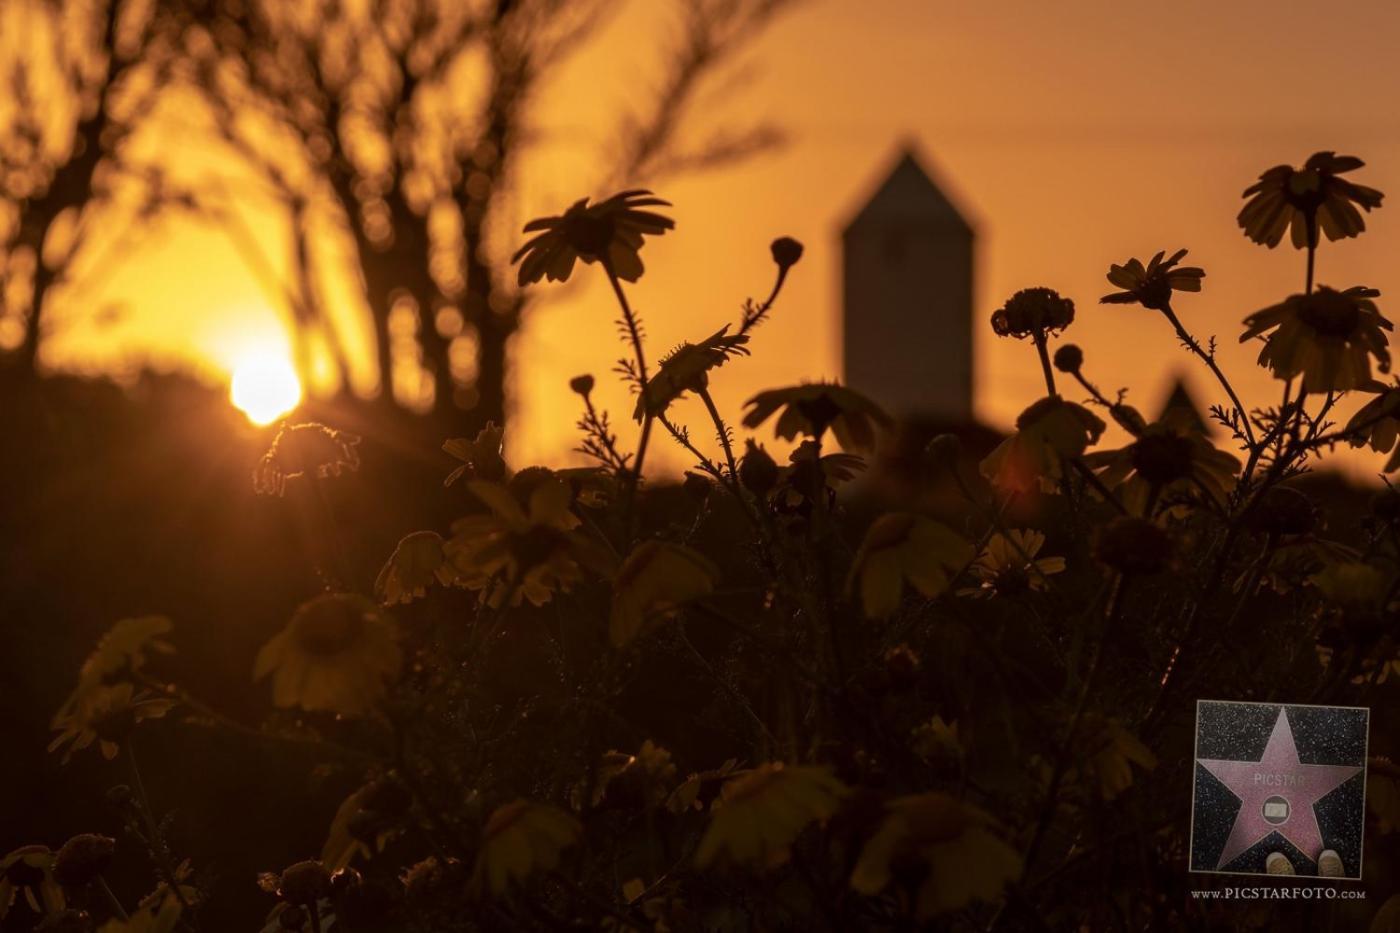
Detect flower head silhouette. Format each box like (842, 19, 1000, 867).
(1100, 249, 1204, 311)
(990, 287, 1075, 339)
(254, 593, 402, 715)
(1238, 152, 1384, 249)
(1241, 286, 1392, 392)
(512, 190, 674, 285)
(980, 396, 1106, 493)
(960, 529, 1064, 599)
(1083, 411, 1240, 515)
(635, 326, 750, 420)
(742, 383, 890, 452)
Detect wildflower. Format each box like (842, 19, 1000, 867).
(512, 189, 673, 285)
(470, 801, 581, 896)
(374, 531, 458, 605)
(694, 764, 847, 869)
(1082, 413, 1239, 515)
(770, 236, 804, 270)
(742, 383, 890, 452)
(443, 422, 506, 486)
(1094, 516, 1173, 575)
(667, 759, 741, 814)
(276, 860, 331, 907)
(1241, 286, 1392, 393)
(1238, 152, 1383, 249)
(49, 683, 173, 763)
(1345, 382, 1400, 470)
(634, 326, 750, 420)
(446, 476, 604, 607)
(569, 374, 595, 396)
(254, 423, 361, 496)
(911, 716, 962, 768)
(848, 514, 972, 618)
(738, 440, 779, 495)
(0, 845, 63, 920)
(960, 529, 1065, 598)
(1053, 343, 1083, 373)
(850, 793, 1020, 919)
(610, 541, 720, 647)
(52, 835, 114, 888)
(253, 594, 402, 715)
(1073, 715, 1157, 800)
(980, 396, 1106, 493)
(52, 617, 174, 731)
(1099, 249, 1204, 311)
(989, 287, 1074, 339)
(585, 740, 677, 810)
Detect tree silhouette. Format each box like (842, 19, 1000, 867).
(0, 0, 182, 375)
(183, 0, 798, 427)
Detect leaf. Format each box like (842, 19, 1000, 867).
(694, 764, 846, 869)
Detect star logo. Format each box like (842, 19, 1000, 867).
(1196, 707, 1361, 870)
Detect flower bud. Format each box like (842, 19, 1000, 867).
(1247, 486, 1317, 537)
(770, 237, 804, 270)
(1053, 344, 1084, 373)
(1094, 516, 1173, 575)
(990, 287, 1075, 339)
(569, 374, 595, 396)
(278, 860, 332, 906)
(738, 440, 780, 495)
(924, 433, 962, 471)
(53, 834, 115, 887)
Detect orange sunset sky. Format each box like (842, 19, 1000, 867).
(40, 0, 1400, 476)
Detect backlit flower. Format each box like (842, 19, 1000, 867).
(254, 423, 361, 496)
(694, 764, 847, 870)
(470, 801, 581, 896)
(52, 617, 174, 732)
(49, 683, 173, 763)
(634, 326, 750, 420)
(989, 287, 1074, 339)
(609, 541, 720, 647)
(443, 422, 506, 486)
(1082, 413, 1239, 515)
(848, 513, 972, 618)
(253, 594, 402, 715)
(512, 190, 673, 285)
(53, 834, 115, 888)
(1345, 382, 1400, 470)
(850, 793, 1020, 919)
(1099, 249, 1204, 311)
(1238, 152, 1383, 249)
(743, 383, 890, 452)
(446, 476, 603, 607)
(374, 531, 458, 605)
(960, 529, 1064, 598)
(1241, 286, 1391, 393)
(0, 846, 63, 920)
(980, 396, 1106, 493)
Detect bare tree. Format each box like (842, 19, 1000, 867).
(188, 0, 799, 429)
(0, 0, 182, 375)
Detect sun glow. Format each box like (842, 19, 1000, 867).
(231, 352, 302, 425)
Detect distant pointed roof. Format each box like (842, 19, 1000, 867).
(843, 147, 973, 236)
(1157, 377, 1210, 435)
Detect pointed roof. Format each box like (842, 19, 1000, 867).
(1157, 377, 1210, 435)
(843, 147, 973, 237)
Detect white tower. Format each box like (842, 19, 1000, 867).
(842, 148, 974, 423)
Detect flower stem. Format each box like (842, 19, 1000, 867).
(698, 387, 739, 481)
(603, 265, 653, 538)
(1032, 331, 1057, 396)
(1160, 303, 1255, 448)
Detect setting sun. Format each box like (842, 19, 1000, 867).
(230, 353, 302, 425)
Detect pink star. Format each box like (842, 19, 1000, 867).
(1197, 707, 1360, 870)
